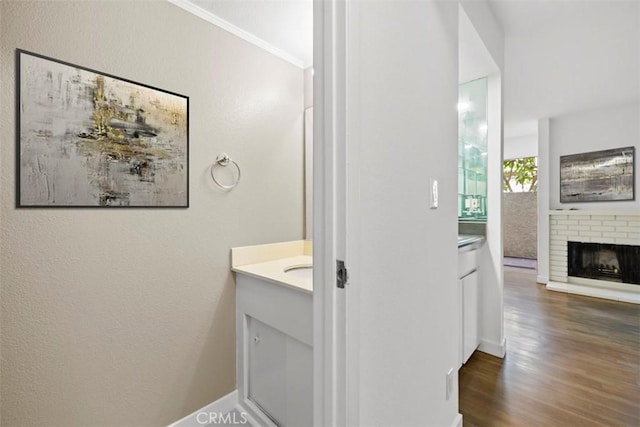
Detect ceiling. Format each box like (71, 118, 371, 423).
(488, 0, 640, 137)
(180, 1, 639, 139)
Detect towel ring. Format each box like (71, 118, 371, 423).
(211, 153, 241, 189)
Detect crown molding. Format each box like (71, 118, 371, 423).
(167, 0, 306, 69)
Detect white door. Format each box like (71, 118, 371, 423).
(314, 1, 463, 426)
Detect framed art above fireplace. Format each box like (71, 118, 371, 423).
(560, 146, 635, 203)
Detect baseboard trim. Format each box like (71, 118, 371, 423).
(546, 281, 640, 304)
(451, 413, 463, 427)
(537, 275, 549, 284)
(168, 390, 239, 427)
(478, 337, 506, 358)
(237, 398, 277, 427)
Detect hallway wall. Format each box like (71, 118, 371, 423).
(347, 1, 460, 424)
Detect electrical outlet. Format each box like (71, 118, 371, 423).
(446, 368, 454, 400)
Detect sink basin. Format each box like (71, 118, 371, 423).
(283, 264, 313, 280)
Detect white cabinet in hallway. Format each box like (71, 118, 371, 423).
(457, 237, 483, 367)
(461, 270, 479, 364)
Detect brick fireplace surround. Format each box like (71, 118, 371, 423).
(548, 211, 640, 304)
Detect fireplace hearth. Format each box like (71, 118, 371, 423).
(568, 241, 640, 285)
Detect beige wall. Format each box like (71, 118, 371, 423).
(0, 1, 304, 426)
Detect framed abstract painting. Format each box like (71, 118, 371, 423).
(17, 49, 189, 207)
(560, 146, 635, 203)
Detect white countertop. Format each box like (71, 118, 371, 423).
(232, 255, 313, 294)
(458, 234, 485, 252)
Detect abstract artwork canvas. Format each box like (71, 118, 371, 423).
(17, 50, 188, 207)
(560, 146, 635, 203)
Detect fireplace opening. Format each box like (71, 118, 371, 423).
(568, 241, 640, 285)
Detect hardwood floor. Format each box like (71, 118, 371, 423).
(459, 266, 640, 426)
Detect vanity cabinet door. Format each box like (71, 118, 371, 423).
(247, 316, 313, 426)
(248, 317, 286, 425)
(285, 336, 313, 426)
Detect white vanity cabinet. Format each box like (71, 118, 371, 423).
(235, 271, 313, 427)
(457, 239, 482, 367)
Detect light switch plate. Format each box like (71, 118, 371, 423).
(430, 179, 438, 209)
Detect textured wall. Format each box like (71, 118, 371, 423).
(504, 192, 538, 259)
(0, 1, 303, 426)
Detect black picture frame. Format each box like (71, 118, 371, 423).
(560, 146, 635, 203)
(16, 49, 189, 208)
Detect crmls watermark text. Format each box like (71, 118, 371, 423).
(196, 411, 249, 425)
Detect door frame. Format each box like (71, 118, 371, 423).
(312, 0, 350, 425)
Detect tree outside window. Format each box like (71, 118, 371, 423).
(503, 157, 538, 192)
